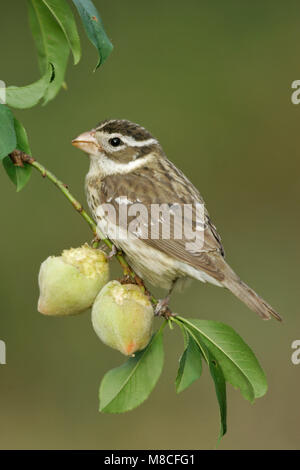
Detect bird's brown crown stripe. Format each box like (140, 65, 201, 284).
(96, 119, 154, 141)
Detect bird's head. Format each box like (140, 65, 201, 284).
(72, 120, 163, 174)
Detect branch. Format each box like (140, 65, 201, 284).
(9, 150, 164, 312)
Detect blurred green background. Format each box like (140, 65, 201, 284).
(0, 0, 299, 450)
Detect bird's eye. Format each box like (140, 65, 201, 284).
(109, 137, 123, 147)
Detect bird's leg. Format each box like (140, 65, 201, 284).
(154, 297, 171, 316)
(119, 274, 132, 285)
(94, 238, 118, 259)
(154, 279, 178, 317)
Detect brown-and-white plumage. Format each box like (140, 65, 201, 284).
(72, 119, 282, 321)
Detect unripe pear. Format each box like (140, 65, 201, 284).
(92, 280, 154, 356)
(38, 244, 109, 316)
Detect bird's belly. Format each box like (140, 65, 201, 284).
(95, 215, 179, 289)
(119, 239, 179, 290)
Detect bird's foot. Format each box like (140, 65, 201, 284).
(119, 274, 132, 285)
(91, 235, 101, 247)
(90, 237, 118, 259)
(106, 244, 118, 259)
(154, 297, 174, 319)
(91, 236, 110, 253)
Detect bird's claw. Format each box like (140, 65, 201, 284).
(155, 297, 173, 318)
(106, 244, 118, 259)
(91, 235, 101, 246)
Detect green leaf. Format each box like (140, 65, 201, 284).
(206, 350, 227, 441)
(192, 332, 227, 440)
(99, 327, 164, 413)
(72, 0, 113, 70)
(2, 119, 32, 191)
(42, 0, 81, 65)
(175, 319, 227, 440)
(6, 64, 53, 109)
(28, 0, 70, 104)
(176, 332, 202, 393)
(178, 317, 267, 403)
(0, 104, 16, 160)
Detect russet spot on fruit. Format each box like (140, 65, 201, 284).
(38, 244, 109, 316)
(91, 280, 154, 356)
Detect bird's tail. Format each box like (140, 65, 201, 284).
(221, 263, 282, 322)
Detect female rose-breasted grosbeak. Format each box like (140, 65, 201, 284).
(72, 119, 281, 321)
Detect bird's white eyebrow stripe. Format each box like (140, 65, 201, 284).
(118, 135, 157, 147)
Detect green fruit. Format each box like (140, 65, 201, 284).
(92, 280, 154, 356)
(38, 244, 109, 316)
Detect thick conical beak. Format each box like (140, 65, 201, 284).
(72, 130, 101, 155)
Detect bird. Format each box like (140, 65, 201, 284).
(72, 119, 282, 321)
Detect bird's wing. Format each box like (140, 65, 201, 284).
(99, 158, 225, 281)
